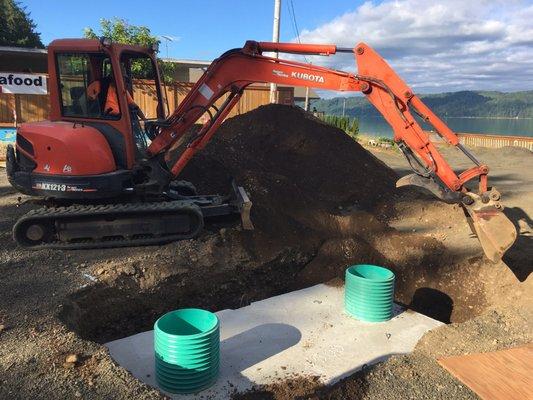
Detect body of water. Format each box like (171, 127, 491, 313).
(359, 116, 533, 138)
(0, 127, 16, 143)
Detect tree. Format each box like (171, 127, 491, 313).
(0, 0, 44, 48)
(320, 114, 359, 141)
(84, 18, 157, 48)
(84, 18, 176, 83)
(349, 118, 359, 136)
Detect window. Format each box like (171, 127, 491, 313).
(56, 53, 120, 119)
(120, 52, 161, 120)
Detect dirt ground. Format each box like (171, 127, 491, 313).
(0, 106, 531, 399)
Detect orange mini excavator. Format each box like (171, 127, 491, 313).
(6, 38, 516, 260)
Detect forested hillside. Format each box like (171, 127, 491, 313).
(312, 91, 533, 119)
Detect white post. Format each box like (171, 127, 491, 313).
(270, 0, 281, 104)
(304, 86, 310, 111)
(342, 97, 346, 117)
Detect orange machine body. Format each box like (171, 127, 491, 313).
(17, 121, 116, 176)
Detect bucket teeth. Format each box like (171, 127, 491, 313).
(462, 189, 517, 262)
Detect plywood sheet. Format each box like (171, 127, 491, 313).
(438, 344, 533, 400)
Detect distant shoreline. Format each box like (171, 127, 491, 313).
(444, 116, 533, 120)
(359, 115, 533, 120)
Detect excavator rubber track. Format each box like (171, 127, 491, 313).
(13, 201, 204, 250)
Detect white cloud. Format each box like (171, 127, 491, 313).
(290, 0, 533, 94)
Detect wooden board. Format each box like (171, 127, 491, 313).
(438, 345, 533, 400)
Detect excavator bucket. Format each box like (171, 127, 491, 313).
(397, 176, 516, 262)
(463, 203, 517, 262)
(460, 188, 517, 262)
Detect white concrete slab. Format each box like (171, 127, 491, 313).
(106, 284, 442, 398)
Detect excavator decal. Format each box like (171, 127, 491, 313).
(290, 72, 325, 83)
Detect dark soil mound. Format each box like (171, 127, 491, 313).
(182, 104, 398, 242)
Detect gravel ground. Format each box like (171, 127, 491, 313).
(0, 129, 531, 399)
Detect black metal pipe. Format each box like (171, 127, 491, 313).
(457, 143, 481, 166)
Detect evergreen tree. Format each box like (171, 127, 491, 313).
(0, 0, 44, 48)
(349, 118, 359, 136)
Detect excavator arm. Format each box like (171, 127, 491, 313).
(144, 40, 516, 262)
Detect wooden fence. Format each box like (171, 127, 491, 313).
(0, 81, 293, 125)
(427, 131, 532, 151)
(457, 133, 533, 151)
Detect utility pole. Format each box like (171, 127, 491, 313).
(269, 0, 281, 104)
(304, 86, 310, 111)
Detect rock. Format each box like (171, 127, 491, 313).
(65, 354, 78, 364)
(0, 324, 5, 333)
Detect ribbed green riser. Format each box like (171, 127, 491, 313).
(154, 308, 220, 394)
(156, 373, 218, 394)
(155, 353, 220, 368)
(156, 359, 220, 378)
(155, 337, 219, 354)
(344, 265, 395, 322)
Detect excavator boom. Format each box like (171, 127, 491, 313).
(144, 40, 516, 262)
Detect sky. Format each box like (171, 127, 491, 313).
(21, 0, 533, 94)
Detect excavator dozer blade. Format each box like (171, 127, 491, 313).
(463, 201, 517, 263)
(230, 180, 254, 230)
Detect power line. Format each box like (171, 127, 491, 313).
(287, 0, 309, 63)
(288, 0, 301, 44)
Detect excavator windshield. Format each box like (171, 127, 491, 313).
(56, 52, 119, 119)
(119, 52, 164, 120)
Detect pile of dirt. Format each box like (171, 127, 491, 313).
(181, 104, 398, 243)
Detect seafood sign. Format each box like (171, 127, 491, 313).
(0, 72, 47, 95)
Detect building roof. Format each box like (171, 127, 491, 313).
(0, 46, 48, 73)
(0, 45, 47, 54)
(161, 58, 211, 68)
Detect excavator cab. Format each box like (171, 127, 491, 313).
(7, 38, 166, 200)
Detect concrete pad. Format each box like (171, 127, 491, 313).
(106, 284, 442, 398)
